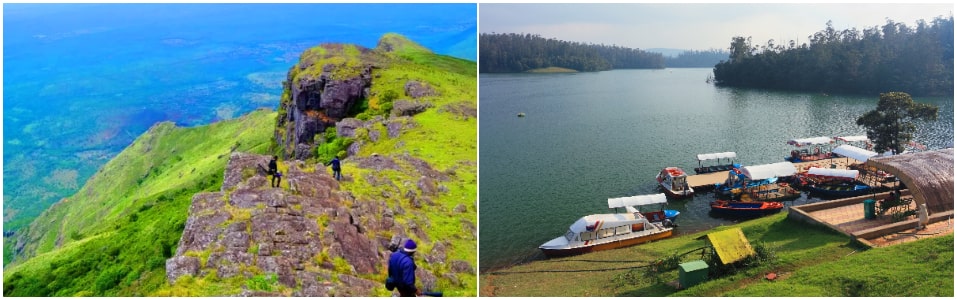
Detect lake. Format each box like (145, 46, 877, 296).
(2, 3, 477, 232)
(478, 68, 954, 271)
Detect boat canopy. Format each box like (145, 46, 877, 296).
(807, 167, 859, 179)
(696, 152, 737, 161)
(607, 193, 667, 209)
(834, 135, 869, 143)
(741, 162, 797, 180)
(787, 137, 834, 146)
(832, 145, 878, 163)
(569, 213, 635, 233)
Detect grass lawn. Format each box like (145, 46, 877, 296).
(481, 212, 954, 297)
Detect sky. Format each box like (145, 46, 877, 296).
(479, 3, 954, 50)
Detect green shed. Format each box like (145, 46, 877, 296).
(678, 260, 709, 289)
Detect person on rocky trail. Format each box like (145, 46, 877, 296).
(266, 155, 279, 186)
(387, 239, 421, 297)
(272, 170, 282, 188)
(327, 156, 342, 181)
(268, 156, 280, 187)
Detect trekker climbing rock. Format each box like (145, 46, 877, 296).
(327, 156, 342, 181)
(268, 156, 280, 187)
(387, 239, 420, 297)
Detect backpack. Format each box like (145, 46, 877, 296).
(385, 276, 396, 291)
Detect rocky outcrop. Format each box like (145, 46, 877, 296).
(165, 152, 471, 296)
(275, 45, 374, 160)
(167, 153, 374, 295)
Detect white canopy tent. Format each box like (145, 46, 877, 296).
(787, 136, 834, 146)
(834, 135, 870, 143)
(696, 152, 737, 161)
(831, 145, 878, 163)
(741, 162, 798, 180)
(607, 193, 667, 209)
(807, 167, 859, 179)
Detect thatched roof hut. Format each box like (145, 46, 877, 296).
(865, 148, 954, 213)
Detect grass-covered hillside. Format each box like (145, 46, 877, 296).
(482, 212, 953, 297)
(4, 33, 477, 297)
(3, 109, 276, 296)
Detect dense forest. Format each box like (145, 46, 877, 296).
(665, 49, 729, 68)
(713, 16, 954, 96)
(479, 33, 663, 73)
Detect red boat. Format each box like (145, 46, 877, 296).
(656, 167, 694, 198)
(710, 200, 784, 218)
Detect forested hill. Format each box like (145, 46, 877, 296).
(479, 33, 663, 73)
(713, 16, 954, 97)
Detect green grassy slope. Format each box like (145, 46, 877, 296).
(3, 109, 276, 296)
(482, 212, 953, 297)
(350, 34, 478, 296)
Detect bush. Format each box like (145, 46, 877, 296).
(245, 273, 278, 292)
(147, 256, 166, 269)
(317, 137, 354, 163)
(94, 265, 129, 293)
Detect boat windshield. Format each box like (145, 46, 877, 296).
(564, 229, 576, 242)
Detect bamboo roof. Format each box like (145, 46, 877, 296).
(865, 148, 954, 213)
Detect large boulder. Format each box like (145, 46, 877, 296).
(329, 220, 380, 274)
(391, 99, 432, 117)
(336, 118, 363, 138)
(404, 80, 438, 99)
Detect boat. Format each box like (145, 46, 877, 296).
(802, 167, 872, 198)
(834, 135, 871, 148)
(785, 136, 835, 163)
(737, 182, 801, 202)
(656, 167, 694, 198)
(807, 183, 872, 198)
(715, 162, 798, 201)
(693, 152, 738, 174)
(539, 194, 676, 257)
(710, 200, 784, 218)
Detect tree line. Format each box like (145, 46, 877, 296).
(713, 16, 954, 96)
(665, 49, 729, 68)
(479, 33, 664, 73)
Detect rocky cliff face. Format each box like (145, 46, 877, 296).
(275, 45, 374, 160)
(166, 152, 474, 296)
(274, 39, 449, 160)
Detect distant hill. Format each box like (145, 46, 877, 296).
(645, 48, 686, 58)
(479, 33, 663, 73)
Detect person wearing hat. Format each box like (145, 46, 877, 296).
(387, 239, 421, 297)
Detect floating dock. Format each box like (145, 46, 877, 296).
(687, 158, 862, 192)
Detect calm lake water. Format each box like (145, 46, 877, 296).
(478, 68, 954, 271)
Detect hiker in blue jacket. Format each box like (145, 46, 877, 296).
(387, 239, 420, 297)
(328, 156, 341, 181)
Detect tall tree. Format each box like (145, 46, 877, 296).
(856, 92, 938, 154)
